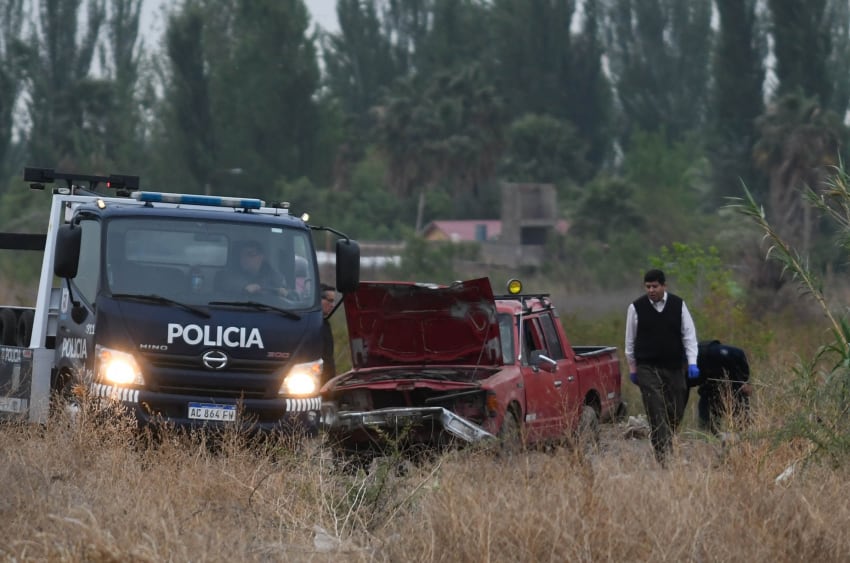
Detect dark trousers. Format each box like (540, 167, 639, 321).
(637, 364, 688, 463)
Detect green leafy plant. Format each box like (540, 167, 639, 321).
(730, 162, 850, 464)
(649, 242, 772, 357)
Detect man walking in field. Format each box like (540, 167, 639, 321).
(625, 269, 700, 464)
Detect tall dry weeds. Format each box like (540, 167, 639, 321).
(0, 357, 848, 563)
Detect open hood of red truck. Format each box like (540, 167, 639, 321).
(343, 278, 503, 369)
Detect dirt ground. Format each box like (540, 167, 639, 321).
(590, 416, 726, 470)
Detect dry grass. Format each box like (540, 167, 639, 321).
(0, 283, 845, 561)
(1, 351, 848, 562)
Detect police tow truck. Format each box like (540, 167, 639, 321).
(0, 167, 359, 432)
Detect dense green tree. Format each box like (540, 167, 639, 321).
(623, 129, 710, 244)
(214, 0, 320, 192)
(768, 0, 832, 106)
(374, 63, 504, 231)
(322, 0, 398, 137)
(489, 0, 576, 120)
(500, 114, 588, 185)
(324, 0, 489, 120)
(382, 0, 432, 76)
(552, 173, 649, 287)
(372, 76, 432, 201)
(752, 94, 845, 259)
(153, 0, 320, 199)
(567, 0, 613, 172)
(0, 0, 25, 180)
(825, 0, 850, 118)
(569, 174, 645, 244)
(153, 2, 215, 191)
(416, 0, 491, 77)
(739, 1, 850, 289)
(708, 0, 766, 201)
(97, 0, 146, 172)
(603, 0, 713, 143)
(322, 0, 492, 193)
(23, 0, 106, 168)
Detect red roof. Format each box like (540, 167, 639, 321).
(424, 220, 502, 242)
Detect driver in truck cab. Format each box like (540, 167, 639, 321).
(218, 240, 290, 297)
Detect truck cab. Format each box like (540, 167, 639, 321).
(0, 168, 360, 432)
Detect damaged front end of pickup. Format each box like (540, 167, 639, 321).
(322, 384, 497, 456)
(322, 278, 506, 459)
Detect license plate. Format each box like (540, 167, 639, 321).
(188, 402, 236, 422)
(0, 397, 25, 413)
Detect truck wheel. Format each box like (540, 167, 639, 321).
(17, 310, 34, 347)
(498, 409, 523, 455)
(577, 405, 600, 450)
(0, 309, 16, 346)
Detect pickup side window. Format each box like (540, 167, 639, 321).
(539, 314, 566, 360)
(521, 317, 545, 366)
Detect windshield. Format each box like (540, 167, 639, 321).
(104, 217, 318, 310)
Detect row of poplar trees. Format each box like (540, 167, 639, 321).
(0, 0, 848, 288)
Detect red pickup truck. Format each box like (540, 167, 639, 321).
(321, 278, 624, 456)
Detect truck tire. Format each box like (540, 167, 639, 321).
(498, 409, 523, 455)
(0, 309, 16, 345)
(577, 405, 600, 451)
(17, 309, 34, 347)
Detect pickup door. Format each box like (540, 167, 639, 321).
(521, 313, 581, 441)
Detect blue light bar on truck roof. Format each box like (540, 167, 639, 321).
(131, 191, 265, 209)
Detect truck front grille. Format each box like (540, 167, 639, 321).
(139, 351, 286, 398)
(142, 352, 280, 374)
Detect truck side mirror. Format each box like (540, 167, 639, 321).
(54, 224, 81, 279)
(335, 239, 360, 293)
(529, 349, 557, 373)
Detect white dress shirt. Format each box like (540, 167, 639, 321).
(624, 291, 698, 373)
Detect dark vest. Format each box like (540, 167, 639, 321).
(633, 293, 685, 369)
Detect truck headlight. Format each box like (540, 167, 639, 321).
(96, 346, 145, 386)
(280, 359, 322, 396)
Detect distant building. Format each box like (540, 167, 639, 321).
(422, 220, 502, 243)
(424, 183, 568, 268)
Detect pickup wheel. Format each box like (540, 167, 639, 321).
(498, 409, 523, 455)
(577, 405, 600, 451)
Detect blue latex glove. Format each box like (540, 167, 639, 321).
(687, 364, 700, 380)
(629, 372, 638, 385)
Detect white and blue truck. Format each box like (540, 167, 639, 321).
(0, 167, 359, 432)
